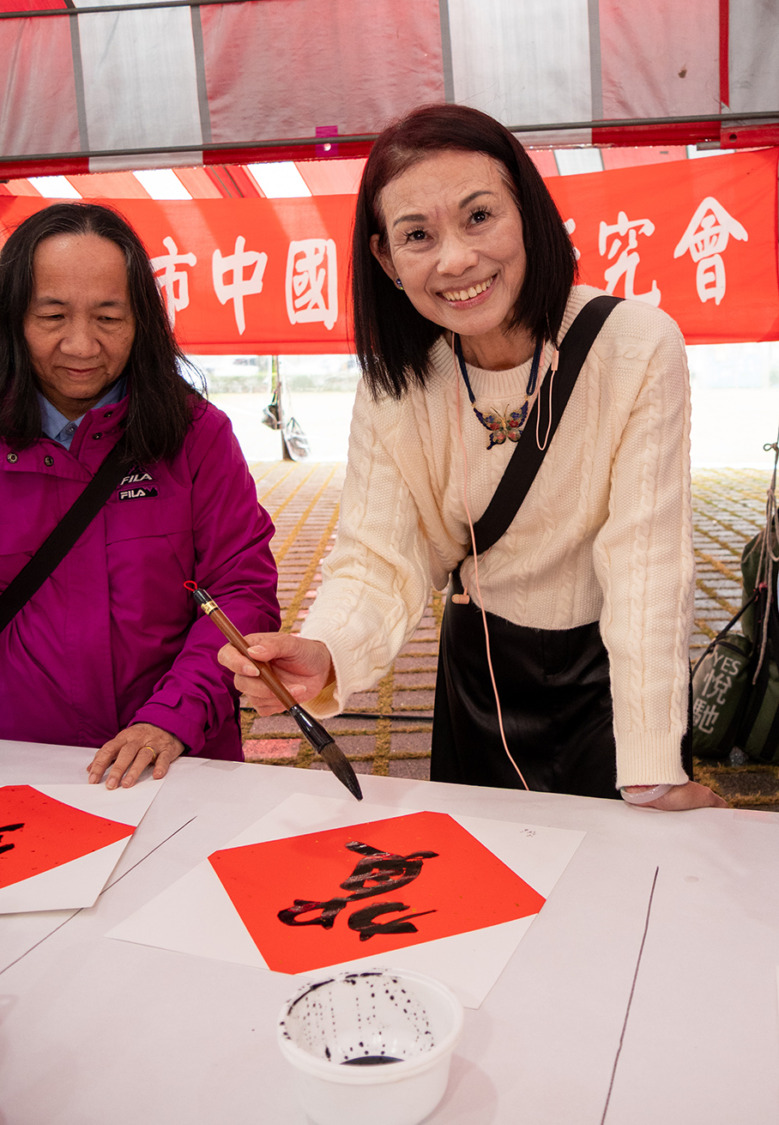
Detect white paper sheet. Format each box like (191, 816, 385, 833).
(109, 793, 584, 1007)
(0, 781, 161, 913)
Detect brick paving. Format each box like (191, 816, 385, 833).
(243, 461, 779, 809)
(690, 468, 768, 658)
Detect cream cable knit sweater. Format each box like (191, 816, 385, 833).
(301, 285, 694, 789)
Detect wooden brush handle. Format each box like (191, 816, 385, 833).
(208, 606, 298, 712)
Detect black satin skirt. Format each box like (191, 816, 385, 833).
(432, 586, 693, 799)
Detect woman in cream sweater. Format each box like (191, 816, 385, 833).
(221, 104, 724, 811)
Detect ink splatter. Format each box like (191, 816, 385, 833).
(280, 971, 436, 1066)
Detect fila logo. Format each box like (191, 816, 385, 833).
(118, 463, 157, 500)
(120, 469, 153, 486)
(119, 486, 159, 501)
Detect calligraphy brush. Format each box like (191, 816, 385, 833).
(185, 582, 363, 801)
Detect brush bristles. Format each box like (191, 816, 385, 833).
(319, 741, 363, 801)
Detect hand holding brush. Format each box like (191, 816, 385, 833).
(186, 582, 363, 800)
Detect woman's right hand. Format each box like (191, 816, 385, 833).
(218, 633, 335, 715)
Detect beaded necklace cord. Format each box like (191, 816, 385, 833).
(454, 334, 543, 450)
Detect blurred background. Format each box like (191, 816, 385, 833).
(192, 341, 779, 468)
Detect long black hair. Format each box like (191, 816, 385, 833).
(0, 201, 203, 460)
(352, 103, 578, 398)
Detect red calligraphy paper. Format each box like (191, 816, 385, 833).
(0, 785, 134, 889)
(208, 810, 545, 974)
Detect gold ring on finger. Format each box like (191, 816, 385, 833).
(140, 744, 158, 763)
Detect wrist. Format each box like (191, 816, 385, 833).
(620, 783, 674, 805)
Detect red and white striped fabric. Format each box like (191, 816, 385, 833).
(0, 0, 777, 178)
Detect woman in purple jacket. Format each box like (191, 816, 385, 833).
(0, 203, 280, 788)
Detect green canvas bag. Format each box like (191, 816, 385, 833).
(734, 530, 779, 762)
(691, 596, 758, 759)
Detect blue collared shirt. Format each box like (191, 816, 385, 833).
(38, 378, 127, 450)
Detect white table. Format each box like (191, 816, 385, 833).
(1, 740, 778, 1124)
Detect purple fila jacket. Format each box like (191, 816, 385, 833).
(0, 395, 280, 759)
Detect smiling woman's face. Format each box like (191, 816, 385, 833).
(371, 149, 529, 369)
(24, 232, 136, 421)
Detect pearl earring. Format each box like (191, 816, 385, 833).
(395, 278, 404, 291)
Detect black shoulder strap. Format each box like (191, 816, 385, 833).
(469, 295, 622, 557)
(0, 435, 130, 634)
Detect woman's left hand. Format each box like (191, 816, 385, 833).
(643, 780, 728, 810)
(87, 723, 185, 789)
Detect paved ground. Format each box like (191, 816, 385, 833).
(243, 461, 779, 810)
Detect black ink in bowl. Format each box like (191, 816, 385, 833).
(341, 1055, 404, 1066)
(278, 969, 464, 1125)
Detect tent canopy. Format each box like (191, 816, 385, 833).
(1, 0, 778, 178)
(1, 0, 777, 353)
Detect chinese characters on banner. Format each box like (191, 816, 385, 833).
(132, 197, 346, 353)
(1, 150, 777, 351)
(672, 198, 748, 308)
(546, 149, 779, 344)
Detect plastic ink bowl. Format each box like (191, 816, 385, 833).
(277, 967, 464, 1125)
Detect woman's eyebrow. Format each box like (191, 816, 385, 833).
(391, 211, 426, 229)
(459, 189, 495, 209)
(29, 296, 128, 309)
(391, 188, 497, 229)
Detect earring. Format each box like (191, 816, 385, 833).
(395, 278, 404, 291)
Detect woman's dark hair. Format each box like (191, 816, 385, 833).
(0, 201, 203, 460)
(352, 103, 578, 398)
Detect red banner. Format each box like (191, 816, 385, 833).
(1, 149, 777, 352)
(549, 149, 779, 345)
(0, 195, 356, 355)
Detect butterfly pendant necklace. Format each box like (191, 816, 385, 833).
(454, 334, 543, 450)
